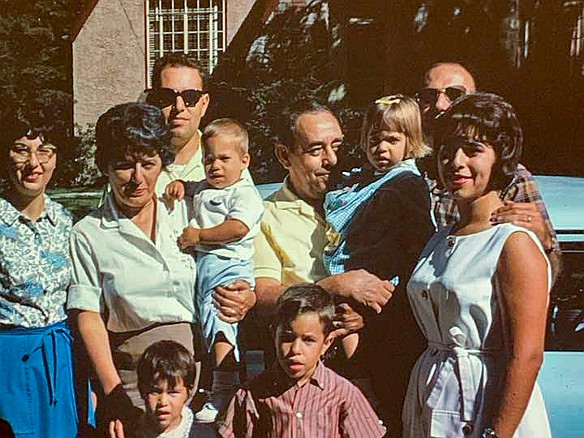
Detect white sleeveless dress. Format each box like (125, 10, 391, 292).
(403, 223, 552, 438)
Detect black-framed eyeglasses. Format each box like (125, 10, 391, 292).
(9, 144, 57, 164)
(145, 88, 205, 109)
(416, 87, 467, 108)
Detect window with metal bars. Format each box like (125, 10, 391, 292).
(146, 0, 226, 86)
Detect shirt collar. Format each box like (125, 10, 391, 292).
(273, 177, 321, 218)
(270, 360, 327, 391)
(0, 195, 58, 226)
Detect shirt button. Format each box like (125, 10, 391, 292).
(295, 412, 303, 419)
(421, 290, 429, 300)
(462, 423, 474, 435)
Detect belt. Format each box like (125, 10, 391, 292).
(426, 326, 503, 423)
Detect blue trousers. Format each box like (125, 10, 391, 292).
(0, 321, 78, 437)
(196, 252, 255, 362)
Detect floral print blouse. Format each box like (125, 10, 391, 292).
(0, 196, 73, 328)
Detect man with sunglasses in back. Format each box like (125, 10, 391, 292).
(146, 54, 210, 194)
(417, 62, 560, 278)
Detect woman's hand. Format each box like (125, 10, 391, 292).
(213, 280, 257, 323)
(109, 419, 125, 438)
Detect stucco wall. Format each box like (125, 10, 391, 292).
(73, 0, 146, 127)
(226, 0, 256, 44)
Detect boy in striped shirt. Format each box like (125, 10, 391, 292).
(218, 284, 386, 437)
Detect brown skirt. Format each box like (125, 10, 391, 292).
(109, 322, 202, 409)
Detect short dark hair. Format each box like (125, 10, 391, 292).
(137, 340, 196, 399)
(202, 118, 249, 155)
(0, 102, 68, 181)
(151, 53, 206, 89)
(434, 92, 522, 190)
(95, 102, 174, 172)
(275, 283, 335, 336)
(0, 103, 66, 150)
(273, 100, 337, 151)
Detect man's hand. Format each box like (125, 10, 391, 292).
(109, 420, 125, 438)
(318, 269, 394, 314)
(165, 180, 186, 207)
(178, 226, 201, 250)
(490, 201, 553, 250)
(213, 280, 257, 323)
(331, 302, 365, 339)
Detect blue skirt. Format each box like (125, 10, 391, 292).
(0, 321, 78, 437)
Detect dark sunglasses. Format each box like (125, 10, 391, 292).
(416, 87, 467, 107)
(145, 88, 205, 108)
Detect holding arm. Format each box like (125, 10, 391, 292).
(491, 232, 549, 438)
(178, 219, 249, 249)
(68, 232, 134, 424)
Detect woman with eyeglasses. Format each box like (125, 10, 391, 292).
(403, 93, 551, 438)
(0, 104, 78, 437)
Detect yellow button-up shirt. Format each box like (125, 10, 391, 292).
(253, 178, 328, 285)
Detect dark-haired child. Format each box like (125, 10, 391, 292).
(109, 340, 197, 438)
(217, 284, 385, 438)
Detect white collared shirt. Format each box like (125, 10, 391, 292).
(67, 193, 196, 332)
(189, 178, 264, 260)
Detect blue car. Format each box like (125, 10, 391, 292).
(534, 176, 584, 438)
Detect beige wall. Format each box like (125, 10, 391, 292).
(226, 0, 256, 44)
(73, 0, 146, 127)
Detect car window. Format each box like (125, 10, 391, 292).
(546, 245, 584, 351)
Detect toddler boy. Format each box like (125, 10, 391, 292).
(109, 340, 197, 438)
(217, 284, 386, 437)
(166, 118, 264, 423)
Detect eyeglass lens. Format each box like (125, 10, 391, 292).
(418, 87, 466, 106)
(10, 146, 57, 163)
(146, 88, 203, 108)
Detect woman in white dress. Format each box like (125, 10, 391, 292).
(403, 93, 552, 438)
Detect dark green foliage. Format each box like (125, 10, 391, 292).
(0, 0, 87, 187)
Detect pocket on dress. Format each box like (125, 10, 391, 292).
(430, 410, 466, 437)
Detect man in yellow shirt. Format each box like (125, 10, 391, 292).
(253, 101, 395, 326)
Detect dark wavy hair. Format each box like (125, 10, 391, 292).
(0, 102, 66, 151)
(151, 53, 206, 90)
(95, 103, 174, 173)
(275, 283, 335, 336)
(137, 340, 196, 399)
(273, 100, 337, 151)
(433, 92, 523, 190)
(0, 102, 67, 182)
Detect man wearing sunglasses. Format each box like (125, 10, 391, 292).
(146, 54, 210, 195)
(418, 62, 560, 278)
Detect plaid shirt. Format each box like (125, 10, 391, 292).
(430, 164, 559, 252)
(217, 362, 386, 438)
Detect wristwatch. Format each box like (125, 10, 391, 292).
(482, 428, 500, 438)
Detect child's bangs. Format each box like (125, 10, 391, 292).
(152, 369, 184, 389)
(380, 106, 408, 134)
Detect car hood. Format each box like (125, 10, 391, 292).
(535, 175, 584, 242)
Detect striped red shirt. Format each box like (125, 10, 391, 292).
(217, 362, 386, 438)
